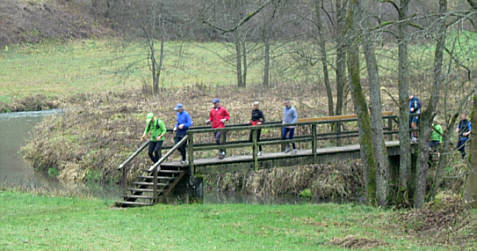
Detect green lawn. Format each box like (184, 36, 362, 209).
(1, 31, 475, 104)
(0, 190, 468, 250)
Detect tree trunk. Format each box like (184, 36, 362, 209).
(397, 0, 411, 204)
(156, 39, 165, 91)
(414, 0, 447, 208)
(235, 38, 243, 88)
(361, 0, 389, 207)
(335, 0, 347, 145)
(464, 95, 477, 207)
(347, 0, 378, 204)
(314, 0, 334, 116)
(263, 40, 270, 87)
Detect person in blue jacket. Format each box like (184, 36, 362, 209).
(456, 112, 471, 160)
(409, 94, 421, 143)
(173, 103, 193, 164)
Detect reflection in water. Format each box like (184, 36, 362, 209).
(0, 110, 120, 199)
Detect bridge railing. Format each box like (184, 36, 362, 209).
(185, 113, 398, 172)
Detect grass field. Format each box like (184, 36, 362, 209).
(1, 190, 474, 250)
(1, 31, 475, 104)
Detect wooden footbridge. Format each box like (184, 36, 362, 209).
(115, 112, 400, 207)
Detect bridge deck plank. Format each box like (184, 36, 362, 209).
(161, 140, 400, 168)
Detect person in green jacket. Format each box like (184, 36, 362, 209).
(141, 112, 166, 163)
(429, 118, 443, 152)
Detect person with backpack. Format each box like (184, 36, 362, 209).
(249, 101, 265, 156)
(173, 103, 193, 164)
(206, 98, 230, 159)
(456, 112, 472, 160)
(282, 99, 298, 155)
(429, 117, 443, 152)
(409, 94, 421, 143)
(141, 112, 166, 163)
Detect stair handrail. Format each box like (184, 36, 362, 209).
(117, 140, 150, 170)
(147, 135, 189, 173)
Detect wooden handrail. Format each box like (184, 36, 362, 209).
(117, 140, 150, 170)
(147, 135, 189, 173)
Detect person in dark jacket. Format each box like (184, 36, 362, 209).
(456, 112, 472, 160)
(249, 101, 265, 155)
(409, 94, 421, 143)
(206, 98, 230, 159)
(173, 103, 193, 164)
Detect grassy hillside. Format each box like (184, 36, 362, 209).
(0, 190, 474, 250)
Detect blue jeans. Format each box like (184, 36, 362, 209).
(429, 140, 440, 152)
(282, 127, 296, 149)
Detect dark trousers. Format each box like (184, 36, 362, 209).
(148, 140, 163, 163)
(214, 131, 226, 154)
(175, 134, 187, 161)
(282, 127, 296, 149)
(249, 128, 262, 151)
(429, 140, 440, 152)
(457, 137, 468, 159)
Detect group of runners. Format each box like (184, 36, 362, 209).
(141, 94, 472, 164)
(142, 98, 298, 163)
(409, 94, 472, 160)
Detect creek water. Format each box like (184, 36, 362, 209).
(0, 110, 120, 199)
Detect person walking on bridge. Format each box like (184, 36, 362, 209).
(249, 101, 265, 156)
(456, 112, 472, 160)
(409, 94, 421, 143)
(206, 98, 230, 159)
(141, 112, 166, 163)
(282, 99, 298, 155)
(174, 103, 193, 164)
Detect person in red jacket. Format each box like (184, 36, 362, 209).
(206, 98, 230, 159)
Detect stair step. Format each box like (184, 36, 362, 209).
(132, 182, 168, 186)
(115, 201, 153, 207)
(158, 170, 183, 174)
(128, 188, 164, 192)
(124, 194, 154, 200)
(138, 176, 175, 180)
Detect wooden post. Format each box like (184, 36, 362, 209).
(187, 133, 195, 175)
(152, 167, 158, 203)
(312, 124, 317, 163)
(252, 129, 258, 171)
(121, 167, 127, 197)
(387, 117, 393, 141)
(336, 121, 342, 146)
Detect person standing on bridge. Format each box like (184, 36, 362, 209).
(173, 103, 193, 164)
(206, 98, 230, 159)
(409, 93, 421, 143)
(249, 101, 265, 156)
(141, 112, 166, 163)
(429, 117, 443, 152)
(456, 112, 472, 160)
(282, 99, 298, 155)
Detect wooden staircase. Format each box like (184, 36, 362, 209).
(115, 136, 189, 208)
(115, 165, 186, 207)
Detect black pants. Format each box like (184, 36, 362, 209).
(457, 137, 468, 159)
(148, 140, 163, 163)
(249, 128, 262, 151)
(175, 134, 187, 161)
(214, 131, 226, 154)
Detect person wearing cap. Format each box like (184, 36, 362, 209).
(206, 98, 230, 159)
(409, 94, 421, 143)
(429, 117, 443, 152)
(249, 101, 265, 155)
(282, 100, 298, 154)
(456, 112, 472, 160)
(173, 103, 193, 164)
(141, 112, 167, 163)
